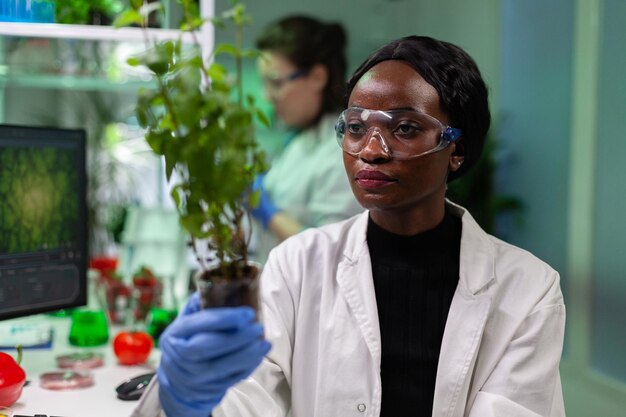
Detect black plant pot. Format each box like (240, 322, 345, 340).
(195, 262, 260, 313)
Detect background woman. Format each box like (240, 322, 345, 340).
(249, 15, 362, 263)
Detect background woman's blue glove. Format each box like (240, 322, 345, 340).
(250, 174, 280, 228)
(157, 293, 271, 417)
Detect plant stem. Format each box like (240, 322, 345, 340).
(187, 11, 211, 87)
(189, 236, 206, 271)
(16, 344, 23, 365)
(235, 19, 243, 105)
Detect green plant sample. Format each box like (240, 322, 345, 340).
(114, 0, 268, 277)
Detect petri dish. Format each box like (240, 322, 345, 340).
(56, 352, 104, 370)
(39, 371, 94, 390)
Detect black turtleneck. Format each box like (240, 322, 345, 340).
(366, 209, 462, 417)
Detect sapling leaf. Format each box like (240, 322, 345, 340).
(168, 184, 182, 209)
(174, 39, 183, 56)
(164, 155, 176, 182)
(145, 51, 169, 75)
(214, 43, 239, 57)
(210, 17, 226, 29)
(255, 108, 271, 128)
(136, 106, 148, 128)
(187, 55, 204, 69)
(163, 41, 176, 60)
(180, 17, 204, 31)
(126, 57, 141, 66)
(145, 130, 170, 155)
(112, 9, 142, 27)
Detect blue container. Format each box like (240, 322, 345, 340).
(0, 0, 55, 23)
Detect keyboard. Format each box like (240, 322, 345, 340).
(14, 415, 65, 417)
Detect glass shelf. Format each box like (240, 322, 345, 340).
(0, 72, 154, 91)
(0, 1, 213, 93)
(0, 21, 196, 43)
(0, 36, 199, 92)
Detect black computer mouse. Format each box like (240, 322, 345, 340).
(115, 371, 156, 401)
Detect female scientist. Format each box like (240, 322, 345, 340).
(249, 15, 362, 262)
(133, 35, 566, 417)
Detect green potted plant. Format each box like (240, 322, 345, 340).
(114, 0, 268, 310)
(56, 0, 124, 25)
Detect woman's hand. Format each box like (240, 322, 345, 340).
(157, 295, 271, 417)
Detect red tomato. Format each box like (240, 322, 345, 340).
(113, 331, 153, 365)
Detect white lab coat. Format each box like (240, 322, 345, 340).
(133, 202, 566, 417)
(249, 113, 363, 263)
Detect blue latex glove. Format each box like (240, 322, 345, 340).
(250, 174, 280, 229)
(157, 293, 271, 417)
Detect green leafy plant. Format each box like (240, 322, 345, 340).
(114, 0, 268, 280)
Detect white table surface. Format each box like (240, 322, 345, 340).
(0, 314, 161, 417)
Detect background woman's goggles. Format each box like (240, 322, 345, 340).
(261, 68, 309, 93)
(335, 107, 462, 160)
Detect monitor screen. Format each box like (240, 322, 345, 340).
(0, 124, 87, 320)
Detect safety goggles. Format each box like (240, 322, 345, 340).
(335, 107, 462, 160)
(261, 68, 309, 94)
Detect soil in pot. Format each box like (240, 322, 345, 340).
(195, 262, 260, 313)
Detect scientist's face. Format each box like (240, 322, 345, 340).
(257, 51, 325, 128)
(343, 60, 462, 231)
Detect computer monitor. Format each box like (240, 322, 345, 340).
(0, 124, 88, 320)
